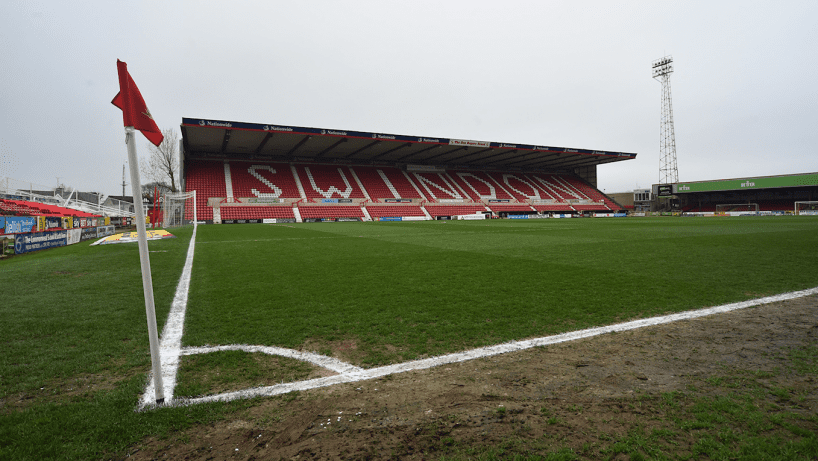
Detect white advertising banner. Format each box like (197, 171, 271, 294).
(67, 228, 82, 245)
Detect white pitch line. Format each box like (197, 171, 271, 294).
(139, 223, 198, 409)
(181, 344, 364, 375)
(147, 285, 817, 409)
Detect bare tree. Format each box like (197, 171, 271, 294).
(141, 128, 180, 192)
(141, 181, 173, 201)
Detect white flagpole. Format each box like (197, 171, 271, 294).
(125, 126, 165, 404)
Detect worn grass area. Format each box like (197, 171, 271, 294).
(436, 344, 818, 460)
(174, 351, 323, 398)
(185, 217, 818, 366)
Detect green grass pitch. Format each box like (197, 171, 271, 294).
(185, 217, 818, 366)
(2, 216, 817, 459)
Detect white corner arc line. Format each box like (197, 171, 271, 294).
(140, 223, 198, 409)
(144, 284, 818, 410)
(181, 344, 364, 375)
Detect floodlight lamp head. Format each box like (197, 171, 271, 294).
(652, 56, 673, 79)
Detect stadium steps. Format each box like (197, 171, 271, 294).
(226, 161, 302, 200)
(452, 170, 516, 201)
(348, 167, 372, 201)
(380, 169, 402, 198)
(361, 207, 372, 221)
(421, 206, 433, 220)
(444, 172, 475, 200)
(290, 163, 308, 199)
(223, 162, 235, 201)
(352, 166, 413, 200)
(487, 172, 543, 201)
(401, 170, 429, 200)
(296, 164, 365, 200)
(411, 172, 466, 202)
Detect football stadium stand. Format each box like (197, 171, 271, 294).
(365, 205, 426, 218)
(179, 118, 637, 222)
(352, 166, 424, 200)
(663, 173, 818, 214)
(184, 160, 226, 222)
(0, 199, 101, 218)
(228, 161, 302, 200)
(182, 163, 625, 222)
(297, 205, 365, 220)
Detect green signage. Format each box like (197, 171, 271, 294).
(676, 173, 818, 193)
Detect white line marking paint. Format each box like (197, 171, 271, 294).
(140, 283, 818, 410)
(181, 344, 364, 375)
(139, 223, 197, 409)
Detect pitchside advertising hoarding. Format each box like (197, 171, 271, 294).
(676, 173, 818, 193)
(1, 216, 37, 235)
(15, 230, 68, 254)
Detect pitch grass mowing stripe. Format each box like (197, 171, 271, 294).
(161, 287, 818, 408)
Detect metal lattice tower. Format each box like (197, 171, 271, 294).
(652, 56, 678, 185)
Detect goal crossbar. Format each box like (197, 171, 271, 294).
(794, 201, 818, 215)
(715, 203, 759, 212)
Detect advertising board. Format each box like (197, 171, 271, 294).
(67, 229, 81, 245)
(45, 217, 62, 230)
(656, 184, 674, 196)
(14, 230, 68, 254)
(2, 216, 38, 234)
(222, 219, 262, 224)
(80, 227, 99, 241)
(676, 173, 818, 193)
(98, 225, 116, 237)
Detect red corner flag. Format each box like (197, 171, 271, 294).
(112, 60, 164, 146)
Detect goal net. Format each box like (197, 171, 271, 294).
(161, 191, 197, 228)
(715, 203, 759, 213)
(795, 201, 818, 215)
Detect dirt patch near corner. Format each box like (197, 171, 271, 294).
(126, 295, 818, 460)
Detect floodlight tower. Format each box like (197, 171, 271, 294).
(652, 56, 679, 185)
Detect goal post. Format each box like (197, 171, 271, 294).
(161, 191, 197, 228)
(715, 203, 759, 214)
(794, 201, 818, 215)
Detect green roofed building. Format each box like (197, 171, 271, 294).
(651, 172, 818, 214)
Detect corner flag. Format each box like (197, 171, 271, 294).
(112, 60, 164, 146)
(113, 60, 165, 404)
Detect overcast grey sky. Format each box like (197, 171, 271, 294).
(1, 0, 816, 196)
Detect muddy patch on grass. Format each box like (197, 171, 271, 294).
(127, 295, 818, 460)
